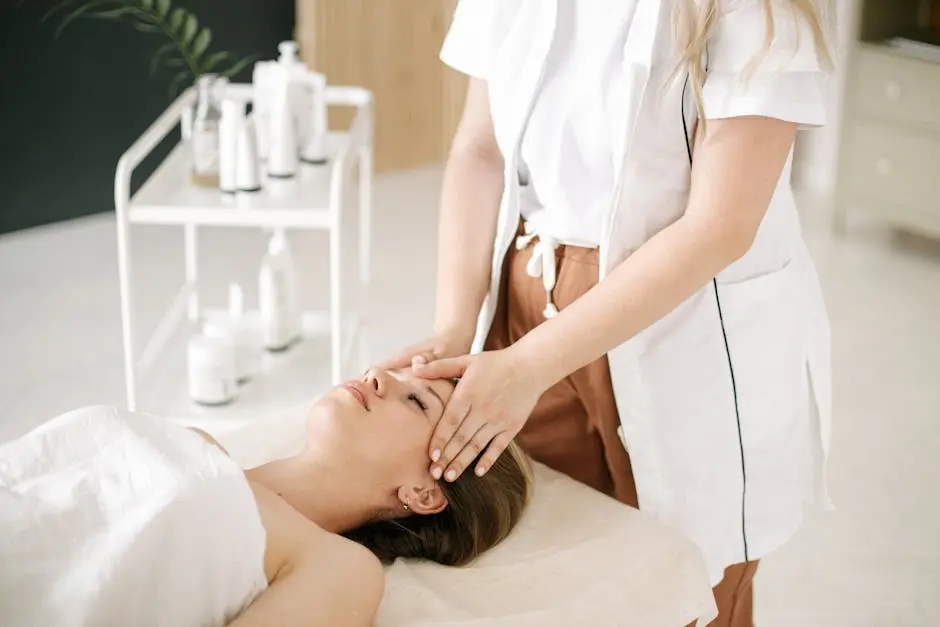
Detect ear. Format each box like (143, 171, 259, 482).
(397, 482, 448, 516)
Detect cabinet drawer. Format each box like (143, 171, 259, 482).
(842, 122, 940, 216)
(851, 46, 940, 131)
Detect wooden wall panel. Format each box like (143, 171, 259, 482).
(296, 0, 469, 173)
(440, 1, 469, 160)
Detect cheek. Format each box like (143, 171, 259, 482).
(305, 397, 362, 448)
(370, 407, 433, 469)
(306, 401, 334, 430)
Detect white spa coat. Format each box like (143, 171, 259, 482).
(442, 0, 834, 584)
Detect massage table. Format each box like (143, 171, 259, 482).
(208, 415, 718, 627)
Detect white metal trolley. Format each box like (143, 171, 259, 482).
(113, 83, 373, 417)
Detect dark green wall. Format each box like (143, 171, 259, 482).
(0, 0, 294, 234)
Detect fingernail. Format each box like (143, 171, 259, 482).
(412, 355, 427, 366)
(475, 466, 486, 477)
(431, 466, 442, 480)
(430, 449, 440, 462)
(445, 469, 457, 482)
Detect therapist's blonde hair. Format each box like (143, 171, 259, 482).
(672, 0, 834, 133)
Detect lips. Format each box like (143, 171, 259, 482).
(341, 381, 369, 410)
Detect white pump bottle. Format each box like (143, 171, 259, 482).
(258, 230, 301, 351)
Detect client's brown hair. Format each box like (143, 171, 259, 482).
(343, 441, 533, 566)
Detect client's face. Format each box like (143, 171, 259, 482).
(306, 367, 455, 512)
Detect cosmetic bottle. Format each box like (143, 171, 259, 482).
(252, 60, 276, 160)
(191, 74, 222, 187)
(236, 114, 263, 193)
(252, 41, 309, 163)
(187, 331, 237, 406)
(266, 75, 298, 179)
(279, 42, 312, 144)
(301, 71, 329, 165)
(203, 284, 262, 384)
(259, 230, 301, 351)
(219, 99, 245, 194)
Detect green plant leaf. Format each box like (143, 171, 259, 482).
(42, 0, 76, 23)
(156, 0, 170, 19)
(131, 19, 161, 33)
(220, 53, 260, 80)
(182, 14, 198, 45)
(149, 41, 176, 75)
(168, 7, 185, 35)
(191, 28, 211, 61)
(53, 0, 117, 38)
(168, 69, 192, 98)
(164, 57, 187, 68)
(79, 5, 161, 34)
(140, 0, 153, 9)
(201, 51, 233, 73)
(88, 7, 146, 20)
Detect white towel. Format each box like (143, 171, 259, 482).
(0, 405, 267, 627)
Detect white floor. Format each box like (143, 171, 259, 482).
(1, 167, 938, 625)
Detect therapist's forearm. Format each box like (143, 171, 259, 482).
(434, 143, 504, 341)
(510, 115, 796, 389)
(513, 216, 748, 388)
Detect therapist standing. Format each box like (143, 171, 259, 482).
(381, 1, 835, 624)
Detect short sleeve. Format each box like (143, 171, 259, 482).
(440, 0, 496, 80)
(702, 0, 833, 128)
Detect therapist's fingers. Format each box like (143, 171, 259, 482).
(471, 432, 514, 478)
(413, 355, 471, 380)
(428, 388, 472, 471)
(442, 422, 500, 481)
(374, 346, 432, 371)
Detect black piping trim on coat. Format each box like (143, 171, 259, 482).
(681, 72, 750, 562)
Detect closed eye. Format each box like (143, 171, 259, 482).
(407, 393, 428, 412)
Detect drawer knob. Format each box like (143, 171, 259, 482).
(876, 157, 893, 177)
(884, 81, 902, 102)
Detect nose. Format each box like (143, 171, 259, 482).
(363, 368, 390, 398)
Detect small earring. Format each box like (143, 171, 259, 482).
(402, 502, 410, 512)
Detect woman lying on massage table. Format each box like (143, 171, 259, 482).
(0, 368, 532, 627)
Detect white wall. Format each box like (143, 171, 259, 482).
(792, 0, 861, 196)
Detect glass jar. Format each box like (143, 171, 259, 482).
(191, 74, 223, 187)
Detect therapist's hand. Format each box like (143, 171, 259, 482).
(414, 348, 546, 481)
(374, 326, 474, 371)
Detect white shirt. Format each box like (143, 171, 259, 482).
(518, 0, 639, 248)
(441, 0, 833, 586)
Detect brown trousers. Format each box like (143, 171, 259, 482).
(483, 231, 758, 627)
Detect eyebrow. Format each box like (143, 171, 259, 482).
(423, 383, 445, 408)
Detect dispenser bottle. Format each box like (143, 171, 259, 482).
(219, 99, 245, 194)
(266, 74, 298, 179)
(301, 71, 329, 165)
(277, 41, 311, 148)
(258, 230, 300, 351)
(236, 114, 263, 193)
(252, 60, 276, 160)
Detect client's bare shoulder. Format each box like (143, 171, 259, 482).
(231, 480, 384, 627)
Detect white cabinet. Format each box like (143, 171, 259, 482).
(835, 0, 940, 237)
